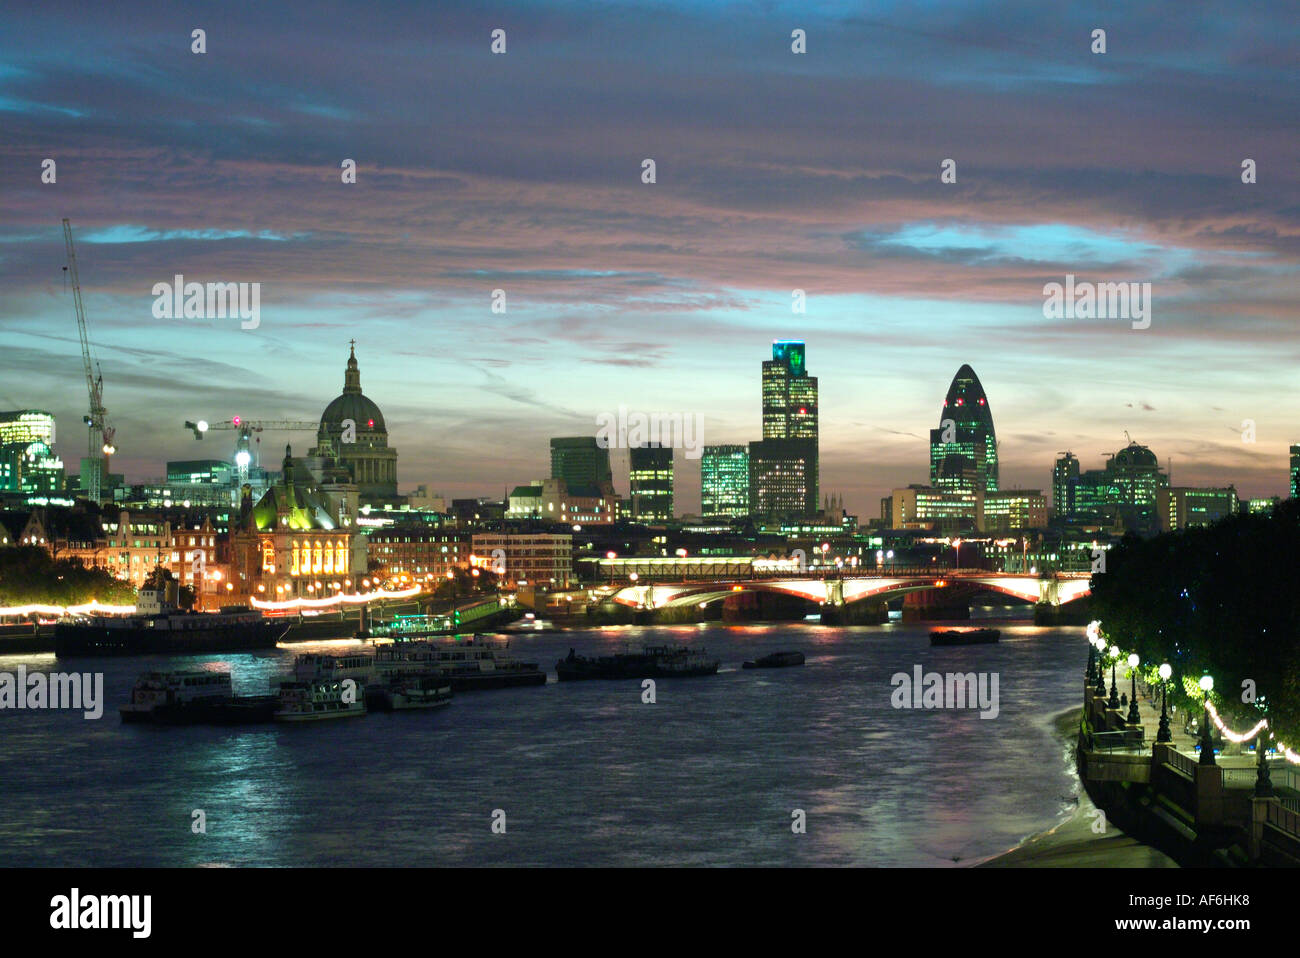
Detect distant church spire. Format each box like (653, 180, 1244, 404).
(344, 340, 361, 394)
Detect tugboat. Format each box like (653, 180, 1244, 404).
(119, 669, 277, 725)
(364, 674, 453, 712)
(930, 628, 1000, 646)
(373, 636, 546, 691)
(55, 577, 289, 658)
(555, 644, 720, 681)
(273, 652, 370, 721)
(742, 650, 806, 669)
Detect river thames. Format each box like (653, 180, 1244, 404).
(0, 616, 1082, 867)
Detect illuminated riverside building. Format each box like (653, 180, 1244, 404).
(628, 443, 673, 521)
(1157, 487, 1239, 532)
(550, 437, 614, 493)
(701, 445, 749, 518)
(229, 448, 365, 600)
(1291, 444, 1299, 498)
(471, 533, 572, 588)
(367, 528, 473, 581)
(930, 365, 998, 495)
(748, 438, 816, 520)
(55, 510, 173, 590)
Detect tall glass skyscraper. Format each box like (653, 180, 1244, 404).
(758, 341, 818, 516)
(628, 443, 673, 520)
(1052, 451, 1080, 517)
(701, 445, 749, 518)
(930, 365, 998, 494)
(762, 341, 818, 442)
(0, 410, 56, 446)
(550, 436, 614, 492)
(1291, 444, 1299, 499)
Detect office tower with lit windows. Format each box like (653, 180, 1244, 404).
(1052, 440, 1169, 533)
(1157, 487, 1239, 532)
(701, 445, 749, 518)
(748, 438, 816, 520)
(1052, 452, 1080, 518)
(760, 341, 818, 515)
(0, 439, 63, 494)
(0, 406, 62, 495)
(550, 436, 614, 493)
(1291, 444, 1300, 498)
(930, 365, 998, 495)
(0, 410, 56, 447)
(628, 443, 673, 521)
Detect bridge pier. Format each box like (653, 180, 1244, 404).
(820, 600, 886, 625)
(900, 589, 969, 622)
(721, 590, 810, 623)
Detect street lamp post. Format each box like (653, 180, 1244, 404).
(1094, 640, 1108, 697)
(1126, 653, 1141, 725)
(1085, 643, 1096, 687)
(1198, 675, 1216, 766)
(1255, 735, 1275, 798)
(1156, 663, 1172, 743)
(1107, 645, 1121, 710)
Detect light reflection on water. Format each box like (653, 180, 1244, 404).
(0, 618, 1082, 866)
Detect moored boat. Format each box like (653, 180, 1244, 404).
(365, 674, 453, 712)
(555, 644, 720, 681)
(119, 669, 277, 725)
(930, 628, 1000, 646)
(373, 635, 546, 691)
(56, 582, 288, 658)
(273, 652, 369, 721)
(742, 650, 805, 669)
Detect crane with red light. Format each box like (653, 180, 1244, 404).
(62, 218, 116, 503)
(183, 418, 318, 485)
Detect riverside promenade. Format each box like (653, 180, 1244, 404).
(1067, 654, 1300, 866)
(984, 652, 1300, 867)
(979, 706, 1176, 867)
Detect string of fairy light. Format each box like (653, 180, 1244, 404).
(0, 585, 424, 618)
(1087, 620, 1300, 766)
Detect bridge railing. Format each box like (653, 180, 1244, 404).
(1266, 801, 1300, 838)
(1091, 729, 1146, 752)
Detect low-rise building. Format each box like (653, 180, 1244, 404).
(471, 533, 573, 589)
(1157, 486, 1239, 532)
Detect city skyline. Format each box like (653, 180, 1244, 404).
(2, 1, 1298, 517)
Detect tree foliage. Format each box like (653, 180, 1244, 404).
(0, 546, 137, 608)
(1089, 500, 1300, 742)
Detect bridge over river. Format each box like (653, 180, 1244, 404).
(581, 559, 1091, 611)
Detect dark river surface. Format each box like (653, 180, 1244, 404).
(0, 615, 1085, 866)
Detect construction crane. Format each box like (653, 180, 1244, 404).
(62, 218, 115, 504)
(184, 418, 318, 485)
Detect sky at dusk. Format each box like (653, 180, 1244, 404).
(2, 0, 1297, 517)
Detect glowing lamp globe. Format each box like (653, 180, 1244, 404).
(1159, 663, 1172, 681)
(1127, 653, 1139, 668)
(1199, 675, 1214, 693)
